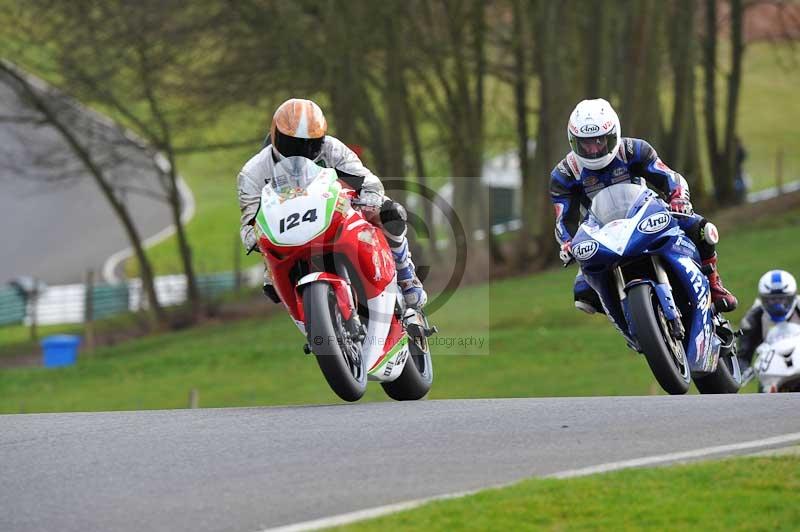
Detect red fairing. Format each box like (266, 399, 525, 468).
(350, 222, 396, 298)
(258, 192, 396, 324)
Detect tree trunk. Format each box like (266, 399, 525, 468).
(404, 94, 441, 261)
(512, 0, 533, 269)
(620, 0, 664, 143)
(384, 4, 407, 204)
(471, 0, 503, 265)
(582, 0, 613, 98)
(667, 0, 706, 202)
(530, 0, 574, 268)
(165, 158, 200, 316)
(703, 0, 725, 204)
(325, 0, 358, 143)
(723, 0, 744, 204)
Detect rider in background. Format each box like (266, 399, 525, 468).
(236, 98, 427, 309)
(550, 98, 738, 314)
(738, 270, 800, 371)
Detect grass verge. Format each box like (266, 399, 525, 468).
(334, 454, 800, 531)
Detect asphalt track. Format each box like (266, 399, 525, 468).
(1, 394, 799, 532)
(0, 79, 173, 285)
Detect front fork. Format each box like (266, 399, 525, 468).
(652, 257, 686, 341)
(618, 257, 686, 341)
(333, 262, 367, 345)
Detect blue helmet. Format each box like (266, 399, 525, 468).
(758, 270, 798, 322)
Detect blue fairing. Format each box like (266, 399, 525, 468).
(572, 191, 719, 373)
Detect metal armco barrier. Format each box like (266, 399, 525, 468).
(0, 288, 26, 326)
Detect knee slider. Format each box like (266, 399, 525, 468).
(380, 200, 407, 238)
(700, 221, 719, 245)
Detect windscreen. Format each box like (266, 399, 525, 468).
(589, 183, 650, 226)
(765, 322, 800, 344)
(271, 156, 323, 193)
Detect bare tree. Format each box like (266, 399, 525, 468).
(5, 0, 233, 319)
(0, 61, 167, 326)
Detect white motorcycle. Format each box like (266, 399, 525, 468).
(752, 322, 800, 393)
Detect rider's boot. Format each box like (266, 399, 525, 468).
(574, 272, 603, 315)
(702, 254, 738, 313)
(387, 234, 427, 309)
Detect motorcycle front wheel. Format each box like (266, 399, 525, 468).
(629, 283, 691, 395)
(303, 282, 367, 402)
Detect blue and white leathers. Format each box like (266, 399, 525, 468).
(572, 183, 722, 374)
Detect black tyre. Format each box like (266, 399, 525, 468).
(628, 284, 691, 395)
(382, 314, 434, 401)
(694, 353, 741, 394)
(303, 282, 367, 402)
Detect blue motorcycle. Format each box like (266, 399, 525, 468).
(571, 183, 741, 395)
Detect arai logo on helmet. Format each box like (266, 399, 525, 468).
(579, 124, 600, 135)
(573, 240, 600, 261)
(637, 212, 672, 234)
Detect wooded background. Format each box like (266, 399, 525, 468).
(2, 0, 798, 323)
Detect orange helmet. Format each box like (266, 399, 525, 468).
(270, 98, 328, 160)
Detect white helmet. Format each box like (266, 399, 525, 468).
(758, 270, 798, 322)
(567, 98, 621, 170)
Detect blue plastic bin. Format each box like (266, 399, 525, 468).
(41, 335, 81, 367)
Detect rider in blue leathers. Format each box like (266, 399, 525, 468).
(551, 98, 738, 314)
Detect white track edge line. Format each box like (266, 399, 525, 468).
(261, 431, 800, 532)
(102, 175, 195, 283)
(545, 430, 800, 479)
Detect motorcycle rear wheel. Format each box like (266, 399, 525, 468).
(694, 353, 741, 394)
(303, 282, 367, 402)
(629, 284, 691, 395)
(382, 313, 434, 401)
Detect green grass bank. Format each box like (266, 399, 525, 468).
(2, 208, 799, 413)
(335, 454, 800, 532)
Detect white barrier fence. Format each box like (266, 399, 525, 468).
(15, 266, 262, 327)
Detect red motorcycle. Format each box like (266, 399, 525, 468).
(254, 157, 435, 402)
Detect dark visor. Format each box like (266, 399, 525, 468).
(763, 293, 794, 319)
(274, 130, 324, 160)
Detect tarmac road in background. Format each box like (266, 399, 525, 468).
(0, 81, 177, 285)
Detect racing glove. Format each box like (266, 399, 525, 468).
(353, 189, 384, 218)
(356, 189, 383, 207)
(559, 241, 574, 265)
(668, 187, 693, 215)
(242, 225, 259, 254)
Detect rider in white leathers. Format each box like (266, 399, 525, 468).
(738, 270, 800, 372)
(237, 98, 426, 309)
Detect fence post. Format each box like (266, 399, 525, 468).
(28, 292, 37, 343)
(84, 269, 95, 353)
(188, 388, 199, 409)
(776, 147, 784, 193)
